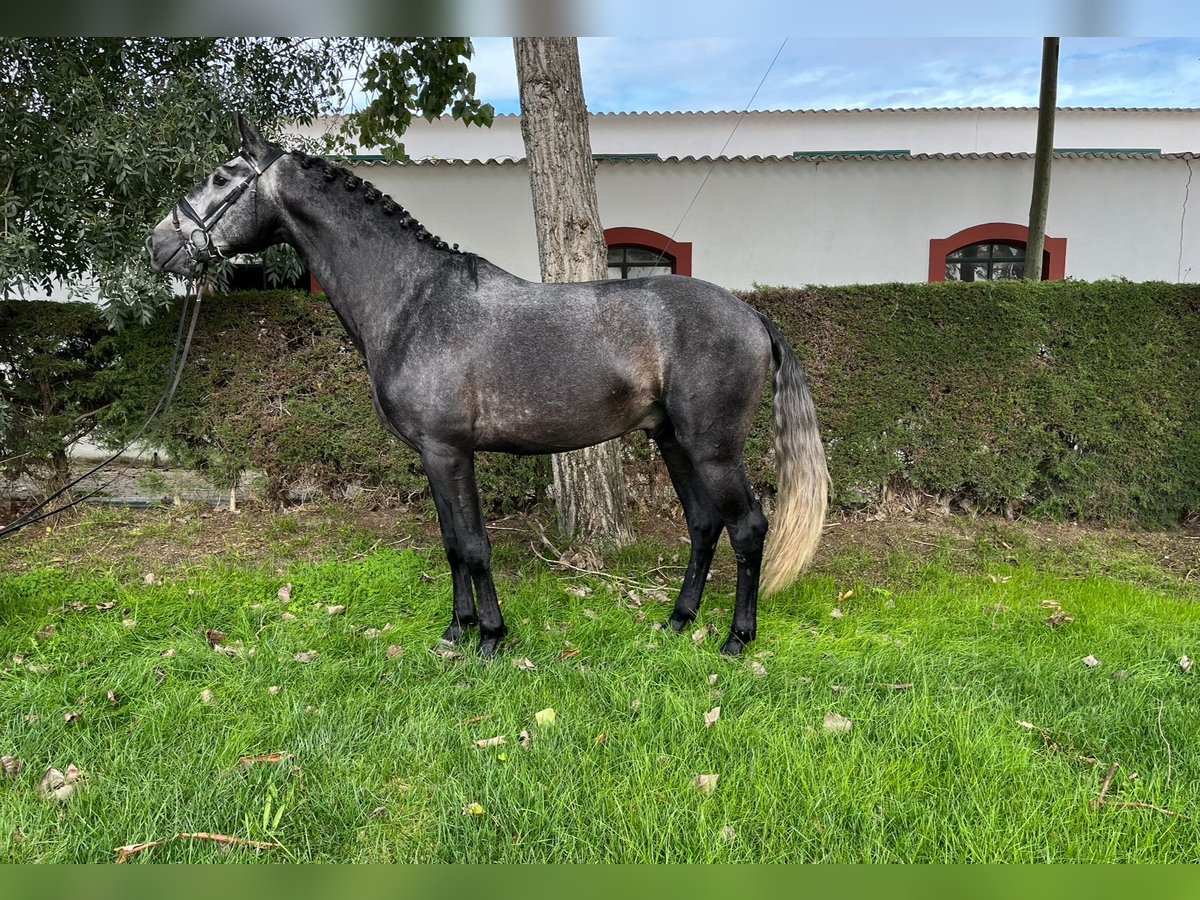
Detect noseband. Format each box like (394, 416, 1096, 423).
(169, 146, 285, 272)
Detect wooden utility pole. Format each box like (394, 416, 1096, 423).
(1026, 36, 1060, 281)
(513, 37, 633, 544)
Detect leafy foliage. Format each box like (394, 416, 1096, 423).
(0, 300, 114, 488)
(0, 38, 493, 326)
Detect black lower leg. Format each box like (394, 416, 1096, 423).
(655, 429, 724, 632)
(431, 491, 478, 645)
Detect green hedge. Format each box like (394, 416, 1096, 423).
(5, 281, 1198, 524)
(747, 281, 1200, 525)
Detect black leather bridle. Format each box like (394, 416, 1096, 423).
(167, 146, 285, 272)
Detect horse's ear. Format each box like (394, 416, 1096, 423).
(237, 114, 267, 156)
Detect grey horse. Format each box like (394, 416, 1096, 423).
(147, 116, 829, 658)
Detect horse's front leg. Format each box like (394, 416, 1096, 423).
(429, 489, 478, 645)
(421, 444, 508, 658)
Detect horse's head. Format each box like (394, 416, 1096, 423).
(146, 115, 287, 277)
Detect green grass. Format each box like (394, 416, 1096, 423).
(2, 509, 1199, 862)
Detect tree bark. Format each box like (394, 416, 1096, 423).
(1026, 36, 1059, 281)
(514, 37, 633, 544)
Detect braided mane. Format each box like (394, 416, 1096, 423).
(289, 150, 481, 281)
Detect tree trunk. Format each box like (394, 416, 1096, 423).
(1026, 36, 1059, 281)
(514, 37, 633, 544)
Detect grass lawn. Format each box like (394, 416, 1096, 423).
(1, 503, 1198, 862)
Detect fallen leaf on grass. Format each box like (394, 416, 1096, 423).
(749, 662, 768, 677)
(277, 584, 292, 603)
(2, 756, 23, 779)
(200, 689, 215, 706)
(707, 674, 719, 686)
(326, 605, 346, 617)
(36, 625, 56, 642)
(362, 624, 395, 639)
(514, 657, 537, 671)
(143, 573, 157, 585)
(462, 802, 485, 817)
(823, 713, 853, 735)
(692, 774, 719, 795)
(39, 765, 83, 802)
(560, 647, 581, 660)
(829, 608, 844, 619)
(1083, 655, 1101, 668)
(519, 730, 532, 749)
(475, 736, 507, 749)
(837, 589, 854, 603)
(988, 574, 1012, 584)
(63, 711, 81, 726)
(204, 630, 227, 648)
(595, 733, 607, 745)
(122, 619, 137, 630)
(281, 612, 297, 623)
(160, 648, 178, 659)
(237, 753, 290, 769)
(386, 645, 405, 659)
(720, 825, 737, 842)
(1044, 612, 1075, 628)
(1181, 655, 1193, 674)
(432, 644, 464, 662)
(704, 706, 721, 729)
(535, 708, 556, 728)
(293, 651, 318, 664)
(564, 584, 592, 599)
(267, 686, 282, 695)
(692, 625, 718, 645)
(582, 608, 598, 620)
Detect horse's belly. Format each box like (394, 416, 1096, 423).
(474, 398, 664, 454)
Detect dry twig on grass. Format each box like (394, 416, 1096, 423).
(114, 832, 282, 863)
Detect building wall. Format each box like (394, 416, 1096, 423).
(293, 108, 1200, 161)
(356, 155, 1200, 288)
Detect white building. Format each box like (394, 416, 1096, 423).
(290, 107, 1199, 288)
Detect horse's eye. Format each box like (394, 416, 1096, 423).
(213, 174, 229, 187)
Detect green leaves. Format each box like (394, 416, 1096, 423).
(1, 37, 492, 322)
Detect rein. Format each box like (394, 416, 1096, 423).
(1, 147, 285, 539)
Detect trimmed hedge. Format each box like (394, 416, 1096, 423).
(747, 281, 1200, 525)
(5, 281, 1199, 524)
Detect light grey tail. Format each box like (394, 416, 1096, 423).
(758, 314, 829, 594)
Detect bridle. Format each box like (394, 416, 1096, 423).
(166, 145, 285, 273)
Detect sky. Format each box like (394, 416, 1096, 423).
(469, 37, 1200, 113)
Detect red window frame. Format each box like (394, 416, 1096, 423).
(929, 222, 1066, 282)
(604, 227, 692, 277)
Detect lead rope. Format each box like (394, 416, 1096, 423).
(0, 275, 207, 539)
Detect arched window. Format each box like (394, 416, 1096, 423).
(604, 227, 692, 279)
(929, 223, 1066, 282)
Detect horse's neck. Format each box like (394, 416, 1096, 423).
(275, 178, 441, 347)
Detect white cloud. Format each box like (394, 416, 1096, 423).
(469, 36, 1200, 115)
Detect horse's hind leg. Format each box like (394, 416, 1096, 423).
(684, 450, 768, 656)
(422, 445, 508, 657)
(653, 426, 724, 632)
(429, 489, 478, 644)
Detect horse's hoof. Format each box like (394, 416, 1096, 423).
(477, 637, 501, 660)
(441, 622, 475, 645)
(720, 634, 748, 657)
(667, 612, 695, 633)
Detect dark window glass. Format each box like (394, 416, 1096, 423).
(944, 241, 1027, 282)
(607, 245, 676, 280)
